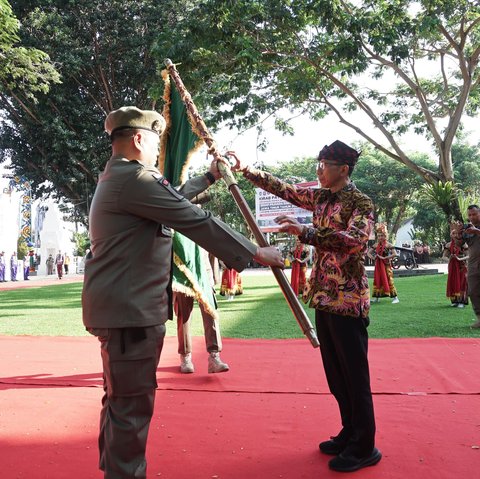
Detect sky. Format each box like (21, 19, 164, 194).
(190, 108, 480, 172)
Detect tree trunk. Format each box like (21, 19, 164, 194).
(391, 202, 408, 238)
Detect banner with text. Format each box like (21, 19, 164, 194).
(255, 181, 317, 232)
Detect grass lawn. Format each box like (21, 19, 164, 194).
(0, 273, 478, 339)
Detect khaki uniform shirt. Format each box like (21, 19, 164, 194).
(82, 157, 257, 329)
(466, 232, 480, 275)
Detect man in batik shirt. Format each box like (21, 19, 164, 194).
(228, 141, 381, 473)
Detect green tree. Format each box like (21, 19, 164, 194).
(268, 156, 317, 184)
(0, 0, 192, 224)
(409, 199, 447, 251)
(451, 140, 480, 197)
(156, 0, 480, 219)
(207, 168, 258, 237)
(16, 235, 28, 260)
(71, 231, 90, 257)
(353, 145, 435, 235)
(0, 0, 59, 100)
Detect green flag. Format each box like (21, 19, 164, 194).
(159, 69, 217, 319)
(159, 69, 203, 186)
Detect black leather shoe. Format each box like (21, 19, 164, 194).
(328, 447, 382, 472)
(319, 439, 347, 455)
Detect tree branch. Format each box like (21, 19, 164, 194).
(314, 93, 439, 184)
(1, 88, 42, 124)
(69, 74, 107, 113)
(463, 16, 480, 37)
(93, 34, 114, 111)
(360, 42, 444, 150)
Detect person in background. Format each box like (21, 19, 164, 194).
(173, 237, 228, 374)
(10, 252, 17, 281)
(219, 264, 243, 300)
(55, 251, 64, 279)
(0, 251, 6, 282)
(64, 254, 70, 275)
(414, 242, 424, 264)
(23, 256, 30, 281)
(463, 206, 480, 328)
(443, 223, 468, 308)
(28, 249, 36, 273)
(46, 254, 55, 275)
(367, 223, 399, 304)
(290, 238, 310, 295)
(423, 243, 431, 263)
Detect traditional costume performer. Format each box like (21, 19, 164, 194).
(443, 224, 468, 307)
(220, 266, 243, 299)
(291, 239, 309, 295)
(368, 223, 399, 303)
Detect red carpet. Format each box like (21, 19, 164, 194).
(1, 336, 479, 478)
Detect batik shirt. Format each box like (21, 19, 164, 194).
(244, 168, 374, 318)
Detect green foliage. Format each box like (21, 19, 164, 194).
(409, 204, 447, 248)
(153, 0, 480, 186)
(451, 141, 480, 197)
(268, 156, 318, 183)
(0, 0, 193, 223)
(353, 144, 435, 233)
(421, 180, 457, 219)
(1, 0, 479, 231)
(16, 235, 28, 260)
(1, 274, 479, 339)
(0, 0, 59, 99)
(206, 169, 258, 237)
(458, 192, 480, 222)
(71, 231, 90, 257)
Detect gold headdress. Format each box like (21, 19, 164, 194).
(450, 221, 462, 231)
(450, 221, 463, 237)
(375, 223, 388, 238)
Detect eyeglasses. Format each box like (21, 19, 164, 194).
(317, 161, 343, 171)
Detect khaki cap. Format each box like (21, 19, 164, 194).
(105, 106, 166, 137)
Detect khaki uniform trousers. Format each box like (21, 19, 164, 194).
(468, 272, 480, 318)
(89, 324, 166, 479)
(173, 291, 222, 355)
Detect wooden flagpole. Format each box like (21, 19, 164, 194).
(164, 59, 319, 348)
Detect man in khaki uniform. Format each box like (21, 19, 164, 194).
(82, 106, 283, 479)
(464, 205, 480, 327)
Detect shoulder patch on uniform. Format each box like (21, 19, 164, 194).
(152, 173, 172, 187)
(153, 173, 185, 200)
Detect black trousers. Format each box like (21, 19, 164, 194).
(315, 310, 376, 457)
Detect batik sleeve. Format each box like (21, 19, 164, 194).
(299, 196, 374, 254)
(244, 168, 317, 211)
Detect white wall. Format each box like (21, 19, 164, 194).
(0, 180, 22, 280)
(395, 218, 415, 247)
(36, 203, 76, 275)
(0, 171, 76, 278)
